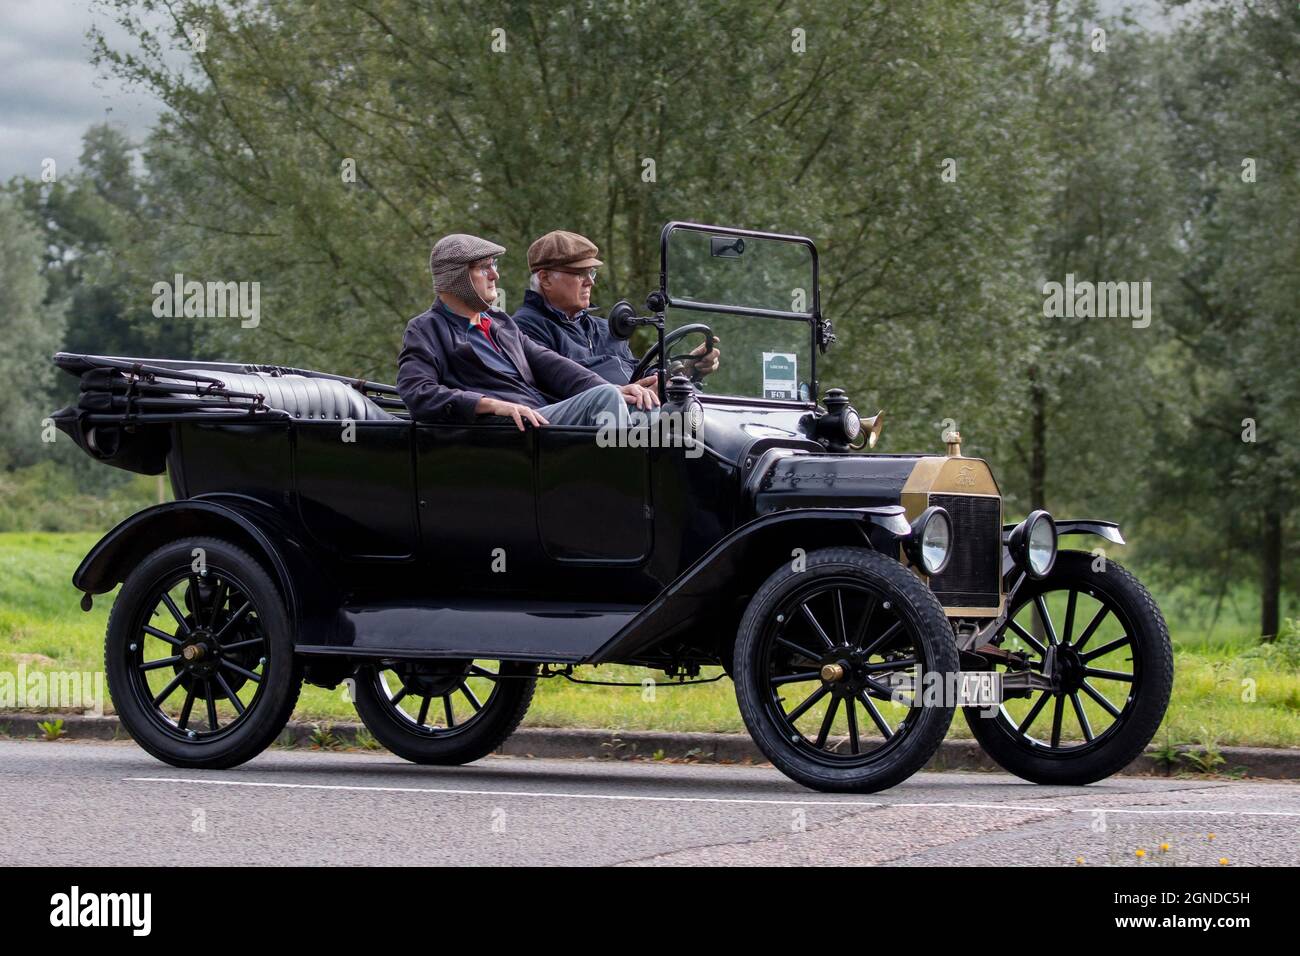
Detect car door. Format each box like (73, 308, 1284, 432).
(414, 422, 543, 579)
(535, 425, 652, 563)
(415, 419, 652, 578)
(294, 419, 419, 558)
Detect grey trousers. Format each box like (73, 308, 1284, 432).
(537, 384, 628, 427)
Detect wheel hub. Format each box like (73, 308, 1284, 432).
(395, 660, 472, 698)
(818, 645, 895, 700)
(170, 616, 259, 696)
(1053, 643, 1086, 694)
(178, 628, 221, 680)
(820, 662, 847, 683)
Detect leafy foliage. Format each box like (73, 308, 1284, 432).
(0, 195, 66, 468)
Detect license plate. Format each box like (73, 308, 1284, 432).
(958, 671, 1002, 707)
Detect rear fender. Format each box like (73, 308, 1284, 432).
(72, 497, 334, 635)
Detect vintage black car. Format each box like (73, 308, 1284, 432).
(50, 222, 1173, 793)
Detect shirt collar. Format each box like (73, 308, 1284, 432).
(433, 298, 490, 328)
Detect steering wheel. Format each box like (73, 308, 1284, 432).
(631, 323, 716, 385)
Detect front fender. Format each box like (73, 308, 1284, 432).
(1000, 517, 1125, 577)
(1000, 518, 1125, 547)
(1055, 519, 1125, 545)
(588, 506, 911, 664)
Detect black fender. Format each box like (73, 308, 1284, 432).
(1055, 519, 1124, 546)
(72, 496, 337, 639)
(1001, 517, 1124, 577)
(1001, 517, 1124, 546)
(587, 505, 912, 665)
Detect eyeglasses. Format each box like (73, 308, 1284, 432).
(472, 258, 500, 276)
(553, 267, 598, 282)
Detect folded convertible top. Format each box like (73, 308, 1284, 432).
(49, 352, 408, 474)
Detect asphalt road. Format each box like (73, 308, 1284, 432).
(2, 739, 1297, 866)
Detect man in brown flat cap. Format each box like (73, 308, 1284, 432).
(398, 232, 658, 430)
(513, 230, 720, 387)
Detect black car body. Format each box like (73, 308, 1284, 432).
(51, 222, 1173, 793)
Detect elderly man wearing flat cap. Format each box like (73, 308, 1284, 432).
(398, 233, 658, 430)
(513, 230, 720, 387)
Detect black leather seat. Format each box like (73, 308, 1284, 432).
(181, 370, 398, 421)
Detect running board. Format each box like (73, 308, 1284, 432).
(295, 598, 642, 663)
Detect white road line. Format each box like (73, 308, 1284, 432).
(123, 777, 1300, 817)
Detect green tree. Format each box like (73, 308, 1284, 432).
(0, 194, 66, 466)
(1142, 0, 1300, 637)
(9, 123, 203, 376)
(979, 3, 1182, 525)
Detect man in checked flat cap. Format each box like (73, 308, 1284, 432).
(398, 233, 659, 429)
(513, 230, 720, 386)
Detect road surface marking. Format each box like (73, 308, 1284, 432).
(124, 777, 1300, 816)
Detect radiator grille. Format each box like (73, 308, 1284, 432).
(928, 494, 1001, 608)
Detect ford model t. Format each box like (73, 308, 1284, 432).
(51, 222, 1173, 793)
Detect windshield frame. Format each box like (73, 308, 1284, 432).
(658, 221, 821, 406)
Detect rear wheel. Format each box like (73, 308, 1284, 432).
(105, 536, 301, 769)
(352, 659, 537, 764)
(734, 547, 959, 793)
(964, 551, 1173, 784)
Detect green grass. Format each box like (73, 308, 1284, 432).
(0, 532, 106, 672)
(1, 532, 1296, 748)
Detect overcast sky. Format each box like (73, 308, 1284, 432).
(0, 0, 164, 182)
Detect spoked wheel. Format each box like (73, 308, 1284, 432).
(964, 551, 1173, 784)
(352, 659, 537, 764)
(105, 537, 301, 769)
(735, 547, 959, 793)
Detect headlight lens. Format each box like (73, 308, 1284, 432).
(1028, 513, 1057, 576)
(1010, 510, 1058, 579)
(908, 506, 952, 576)
(920, 510, 952, 575)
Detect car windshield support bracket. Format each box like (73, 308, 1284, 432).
(817, 316, 836, 354)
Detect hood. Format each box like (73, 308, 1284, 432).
(751, 451, 1001, 518)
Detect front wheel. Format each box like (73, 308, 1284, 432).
(352, 659, 537, 764)
(734, 547, 960, 793)
(964, 551, 1173, 784)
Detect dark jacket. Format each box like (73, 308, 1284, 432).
(512, 290, 638, 385)
(397, 299, 607, 424)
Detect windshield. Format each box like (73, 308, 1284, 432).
(659, 225, 818, 403)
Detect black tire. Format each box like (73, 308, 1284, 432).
(105, 536, 301, 769)
(352, 660, 537, 765)
(734, 546, 960, 793)
(964, 551, 1173, 785)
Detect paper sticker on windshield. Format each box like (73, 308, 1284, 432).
(762, 352, 798, 400)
